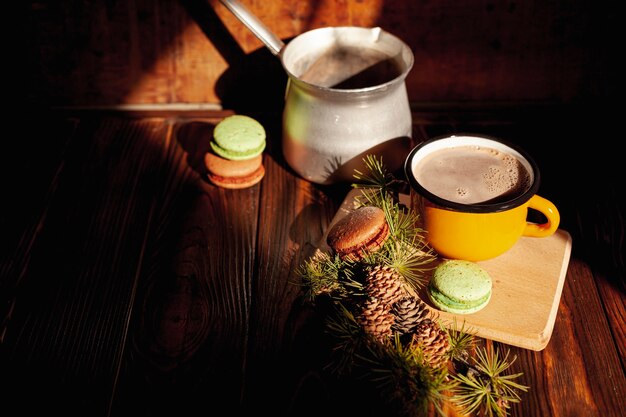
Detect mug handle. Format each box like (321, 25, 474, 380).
(523, 195, 560, 237)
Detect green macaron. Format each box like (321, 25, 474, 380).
(428, 260, 493, 314)
(210, 115, 266, 160)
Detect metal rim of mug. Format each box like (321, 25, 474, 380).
(403, 133, 541, 213)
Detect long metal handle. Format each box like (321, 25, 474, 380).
(219, 0, 285, 56)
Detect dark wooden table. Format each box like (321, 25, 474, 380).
(2, 106, 624, 416)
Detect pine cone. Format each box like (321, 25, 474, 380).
(358, 298, 395, 343)
(365, 264, 406, 306)
(391, 296, 431, 334)
(411, 321, 451, 368)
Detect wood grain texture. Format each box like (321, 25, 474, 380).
(24, 0, 616, 106)
(507, 258, 626, 417)
(1, 109, 624, 417)
(107, 116, 262, 415)
(323, 189, 573, 351)
(1, 116, 80, 341)
(241, 153, 339, 415)
(3, 117, 177, 415)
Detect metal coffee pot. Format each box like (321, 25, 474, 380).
(220, 0, 414, 184)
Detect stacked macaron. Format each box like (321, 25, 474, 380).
(205, 114, 266, 189)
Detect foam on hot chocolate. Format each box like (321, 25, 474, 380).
(414, 145, 531, 204)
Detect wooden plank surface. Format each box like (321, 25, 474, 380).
(3, 116, 178, 415)
(107, 116, 262, 415)
(24, 0, 616, 106)
(1, 110, 624, 417)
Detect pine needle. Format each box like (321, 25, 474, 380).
(324, 302, 368, 376)
(353, 154, 395, 191)
(353, 170, 435, 291)
(295, 154, 530, 416)
(357, 334, 456, 416)
(444, 318, 477, 363)
(386, 239, 436, 290)
(451, 346, 529, 417)
(296, 252, 362, 302)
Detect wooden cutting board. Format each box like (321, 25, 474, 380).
(318, 189, 572, 351)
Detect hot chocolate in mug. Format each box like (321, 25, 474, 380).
(404, 134, 560, 261)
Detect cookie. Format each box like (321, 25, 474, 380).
(205, 151, 265, 189)
(427, 260, 492, 314)
(326, 206, 390, 260)
(210, 115, 266, 160)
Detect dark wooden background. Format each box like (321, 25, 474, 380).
(25, 0, 616, 108)
(5, 1, 624, 416)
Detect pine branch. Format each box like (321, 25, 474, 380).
(451, 346, 529, 417)
(296, 154, 530, 416)
(444, 318, 477, 364)
(324, 302, 369, 376)
(296, 252, 363, 302)
(385, 239, 435, 291)
(352, 154, 396, 191)
(474, 346, 529, 399)
(353, 178, 435, 291)
(357, 334, 456, 417)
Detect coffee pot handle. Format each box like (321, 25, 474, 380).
(219, 0, 285, 56)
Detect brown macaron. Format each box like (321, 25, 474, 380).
(205, 151, 265, 189)
(326, 206, 390, 260)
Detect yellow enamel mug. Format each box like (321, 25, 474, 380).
(404, 134, 560, 261)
